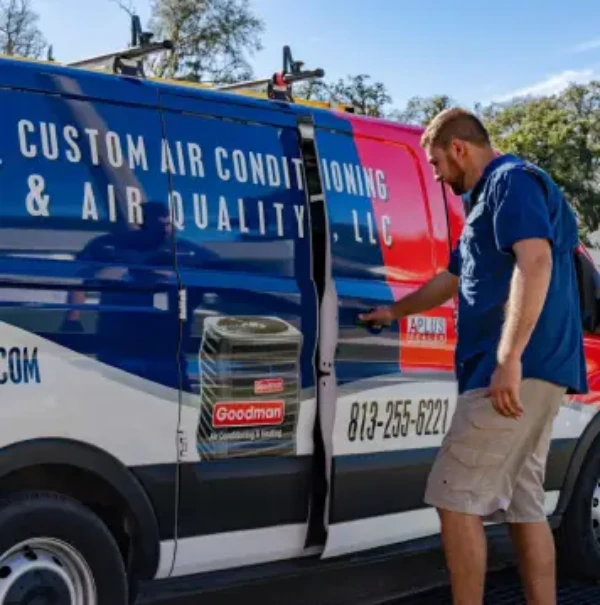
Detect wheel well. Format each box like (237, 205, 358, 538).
(0, 464, 136, 573)
(555, 412, 600, 519)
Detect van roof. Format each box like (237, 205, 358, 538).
(0, 53, 424, 136)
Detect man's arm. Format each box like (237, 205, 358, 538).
(497, 239, 552, 364)
(489, 168, 554, 417)
(390, 271, 458, 320)
(358, 269, 458, 325)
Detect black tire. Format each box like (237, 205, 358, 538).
(0, 491, 128, 604)
(556, 440, 600, 581)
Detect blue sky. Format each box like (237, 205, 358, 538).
(33, 0, 600, 111)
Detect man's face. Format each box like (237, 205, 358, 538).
(426, 143, 468, 196)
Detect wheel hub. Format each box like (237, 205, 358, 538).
(591, 480, 600, 544)
(0, 540, 96, 605)
(4, 567, 71, 605)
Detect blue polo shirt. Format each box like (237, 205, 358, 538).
(449, 154, 588, 395)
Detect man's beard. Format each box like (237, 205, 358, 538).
(446, 160, 467, 195)
(449, 180, 466, 195)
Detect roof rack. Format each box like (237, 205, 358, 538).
(63, 14, 357, 113)
(67, 13, 173, 77)
(215, 46, 324, 103)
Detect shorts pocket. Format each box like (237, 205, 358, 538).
(464, 399, 521, 456)
(443, 442, 506, 494)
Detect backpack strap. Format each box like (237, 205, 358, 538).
(521, 165, 598, 331)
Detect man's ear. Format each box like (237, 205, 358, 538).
(450, 139, 467, 160)
(445, 139, 464, 165)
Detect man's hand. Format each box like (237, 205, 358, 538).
(358, 306, 395, 327)
(488, 357, 524, 419)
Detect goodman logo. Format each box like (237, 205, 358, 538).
(254, 378, 284, 395)
(212, 401, 285, 428)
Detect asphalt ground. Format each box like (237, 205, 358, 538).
(393, 567, 600, 605)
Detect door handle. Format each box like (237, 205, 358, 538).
(355, 309, 388, 335)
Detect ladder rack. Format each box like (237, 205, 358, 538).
(67, 13, 172, 77)
(63, 14, 358, 114)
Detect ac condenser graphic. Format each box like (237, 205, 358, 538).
(197, 315, 303, 459)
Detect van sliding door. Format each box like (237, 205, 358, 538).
(158, 91, 320, 577)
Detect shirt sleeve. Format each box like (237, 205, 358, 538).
(491, 168, 554, 254)
(448, 245, 461, 276)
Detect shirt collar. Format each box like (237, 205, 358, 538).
(470, 153, 517, 202)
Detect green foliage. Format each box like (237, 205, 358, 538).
(393, 85, 600, 239)
(147, 0, 264, 83)
(480, 83, 600, 236)
(391, 94, 457, 126)
(295, 74, 391, 117)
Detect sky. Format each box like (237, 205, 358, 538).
(32, 0, 600, 111)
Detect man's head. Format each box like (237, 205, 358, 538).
(421, 108, 496, 196)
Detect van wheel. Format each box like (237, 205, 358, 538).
(0, 491, 128, 604)
(556, 441, 600, 581)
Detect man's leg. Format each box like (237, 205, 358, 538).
(425, 381, 563, 605)
(505, 381, 564, 605)
(424, 389, 512, 605)
(439, 508, 487, 605)
(509, 522, 556, 605)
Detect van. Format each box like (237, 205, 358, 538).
(0, 51, 598, 605)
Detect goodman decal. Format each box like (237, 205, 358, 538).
(0, 347, 40, 385)
(212, 401, 285, 428)
(16, 120, 394, 248)
(197, 316, 302, 460)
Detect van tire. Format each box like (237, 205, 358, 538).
(556, 440, 600, 581)
(0, 491, 128, 604)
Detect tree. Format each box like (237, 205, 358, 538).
(147, 0, 264, 83)
(483, 82, 600, 237)
(293, 79, 330, 103)
(393, 94, 457, 126)
(295, 74, 391, 116)
(0, 0, 47, 58)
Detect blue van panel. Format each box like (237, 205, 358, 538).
(0, 86, 180, 387)
(0, 57, 160, 107)
(158, 90, 300, 129)
(160, 97, 318, 439)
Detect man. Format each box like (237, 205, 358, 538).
(359, 108, 587, 605)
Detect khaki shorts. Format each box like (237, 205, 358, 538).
(424, 378, 565, 523)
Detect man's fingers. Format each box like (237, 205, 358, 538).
(498, 391, 512, 417)
(491, 391, 508, 417)
(506, 387, 523, 418)
(491, 390, 520, 418)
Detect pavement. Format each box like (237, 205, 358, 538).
(393, 567, 600, 604)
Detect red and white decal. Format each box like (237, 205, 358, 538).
(254, 378, 284, 395)
(212, 401, 285, 428)
(406, 315, 447, 343)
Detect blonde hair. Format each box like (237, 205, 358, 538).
(420, 107, 491, 149)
